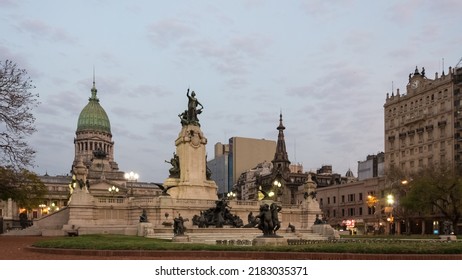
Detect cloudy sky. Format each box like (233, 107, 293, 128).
(1, 0, 461, 183)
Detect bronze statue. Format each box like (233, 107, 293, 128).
(153, 183, 175, 196)
(205, 155, 212, 180)
(93, 147, 107, 159)
(257, 203, 282, 236)
(165, 152, 180, 178)
(139, 209, 148, 223)
(78, 179, 84, 189)
(179, 88, 203, 127)
(257, 204, 273, 236)
(191, 199, 243, 228)
(314, 214, 323, 225)
(270, 203, 282, 233)
(173, 214, 187, 235)
(178, 110, 188, 126)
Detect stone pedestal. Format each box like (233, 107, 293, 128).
(252, 236, 287, 246)
(167, 181, 217, 200)
(67, 188, 96, 226)
(172, 235, 191, 243)
(137, 222, 153, 237)
(164, 124, 217, 200)
(439, 235, 457, 241)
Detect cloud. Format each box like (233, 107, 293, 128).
(36, 89, 82, 118)
(147, 19, 195, 48)
(17, 19, 76, 44)
(0, 0, 17, 8)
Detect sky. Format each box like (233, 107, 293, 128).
(1, 0, 461, 183)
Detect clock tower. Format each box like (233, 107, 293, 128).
(408, 66, 425, 91)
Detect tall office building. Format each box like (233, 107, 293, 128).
(384, 64, 462, 174)
(208, 137, 276, 196)
(357, 153, 384, 180)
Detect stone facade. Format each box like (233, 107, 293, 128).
(384, 66, 462, 173)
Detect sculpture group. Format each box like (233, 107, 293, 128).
(192, 199, 244, 228)
(257, 203, 282, 236)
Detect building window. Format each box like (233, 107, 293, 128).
(333, 209, 336, 217)
(358, 193, 363, 201)
(341, 195, 345, 203)
(348, 208, 355, 216)
(327, 197, 330, 204)
(341, 209, 345, 217)
(333, 196, 336, 203)
(348, 194, 355, 202)
(359, 207, 363, 216)
(320, 198, 323, 206)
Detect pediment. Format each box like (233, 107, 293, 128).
(88, 179, 127, 195)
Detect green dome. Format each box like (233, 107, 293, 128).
(76, 83, 111, 134)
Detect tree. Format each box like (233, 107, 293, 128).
(0, 166, 47, 211)
(0, 59, 39, 169)
(401, 163, 462, 235)
(1, 60, 45, 208)
(384, 165, 416, 234)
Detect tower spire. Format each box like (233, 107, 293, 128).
(272, 112, 291, 175)
(90, 67, 99, 101)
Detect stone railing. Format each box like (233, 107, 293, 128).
(97, 197, 126, 204)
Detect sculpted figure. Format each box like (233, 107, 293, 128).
(165, 152, 180, 178)
(173, 214, 188, 236)
(270, 203, 282, 234)
(186, 89, 203, 126)
(257, 204, 273, 236)
(139, 209, 148, 223)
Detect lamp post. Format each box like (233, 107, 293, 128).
(227, 191, 236, 200)
(385, 194, 395, 234)
(108, 185, 119, 197)
(124, 171, 139, 196)
(389, 179, 410, 234)
(38, 204, 47, 216)
(271, 177, 283, 201)
(124, 171, 139, 181)
(367, 194, 379, 233)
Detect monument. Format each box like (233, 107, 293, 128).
(25, 86, 338, 243)
(163, 89, 218, 200)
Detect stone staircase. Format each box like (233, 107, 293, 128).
(1, 225, 42, 236)
(146, 226, 328, 244)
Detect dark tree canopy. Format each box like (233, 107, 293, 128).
(0, 166, 47, 210)
(401, 163, 462, 234)
(0, 59, 39, 169)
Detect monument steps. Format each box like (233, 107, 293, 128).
(145, 226, 328, 244)
(1, 225, 42, 236)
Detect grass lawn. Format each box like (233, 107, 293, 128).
(32, 234, 462, 254)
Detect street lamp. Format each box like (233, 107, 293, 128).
(124, 171, 139, 196)
(385, 194, 395, 234)
(271, 178, 283, 200)
(124, 171, 139, 181)
(108, 185, 119, 196)
(227, 191, 236, 200)
(39, 204, 47, 216)
(367, 194, 380, 233)
(273, 179, 282, 188)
